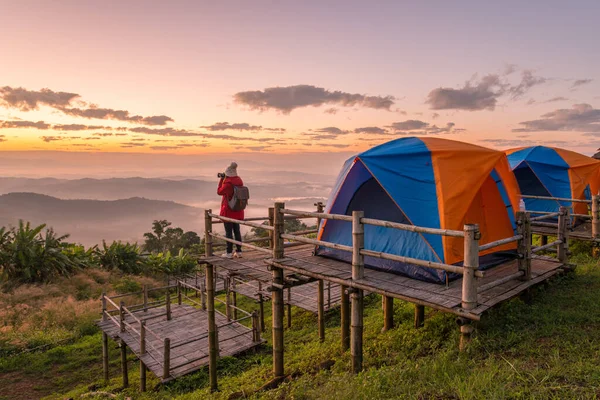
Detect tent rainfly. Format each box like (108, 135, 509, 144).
(316, 137, 521, 284)
(505, 146, 600, 218)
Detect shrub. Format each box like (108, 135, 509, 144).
(146, 248, 197, 275)
(96, 240, 145, 274)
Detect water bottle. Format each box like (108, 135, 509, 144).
(519, 199, 526, 211)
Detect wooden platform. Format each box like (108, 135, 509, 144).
(263, 246, 566, 320)
(97, 304, 263, 382)
(202, 244, 344, 313)
(532, 220, 598, 242)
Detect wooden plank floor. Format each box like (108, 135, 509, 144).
(532, 220, 597, 241)
(262, 246, 565, 319)
(97, 304, 263, 382)
(201, 244, 344, 313)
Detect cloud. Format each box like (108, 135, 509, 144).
(53, 124, 109, 131)
(319, 143, 351, 148)
(390, 120, 430, 130)
(121, 142, 148, 148)
(513, 103, 600, 133)
(150, 146, 179, 150)
(130, 126, 277, 142)
(0, 86, 174, 125)
(324, 108, 338, 115)
(543, 97, 569, 103)
(41, 136, 65, 142)
(200, 122, 262, 131)
(572, 79, 593, 88)
(0, 86, 79, 111)
(431, 113, 440, 119)
(353, 126, 388, 135)
(389, 120, 459, 135)
(236, 145, 271, 152)
(480, 138, 570, 148)
(233, 84, 395, 113)
(59, 107, 173, 125)
(0, 135, 6, 142)
(0, 120, 50, 129)
(313, 127, 350, 135)
(426, 69, 547, 111)
(82, 137, 101, 140)
(93, 132, 113, 137)
(306, 134, 339, 140)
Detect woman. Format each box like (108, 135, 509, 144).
(217, 162, 244, 258)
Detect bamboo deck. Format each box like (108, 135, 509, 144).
(532, 220, 598, 242)
(262, 245, 566, 320)
(97, 304, 263, 382)
(202, 244, 344, 313)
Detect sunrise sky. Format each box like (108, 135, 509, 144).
(1, 0, 599, 156)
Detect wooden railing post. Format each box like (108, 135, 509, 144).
(120, 339, 129, 388)
(558, 206, 569, 263)
(101, 292, 107, 321)
(268, 207, 275, 249)
(382, 296, 393, 332)
(102, 332, 109, 383)
(315, 202, 325, 253)
(206, 263, 218, 392)
(200, 279, 206, 310)
(225, 277, 232, 321)
(258, 281, 265, 332)
(340, 285, 350, 351)
(232, 279, 238, 321)
(460, 224, 479, 351)
(351, 210, 365, 374)
(252, 311, 260, 342)
(318, 280, 325, 341)
(516, 211, 532, 280)
(286, 287, 292, 329)
(177, 281, 182, 305)
(119, 301, 125, 332)
(166, 290, 172, 321)
(593, 195, 600, 239)
(414, 305, 425, 328)
(272, 202, 285, 378)
(143, 285, 148, 312)
(140, 321, 146, 392)
(163, 338, 170, 381)
(204, 209, 214, 257)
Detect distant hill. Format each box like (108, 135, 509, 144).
(0, 193, 203, 247)
(0, 177, 331, 210)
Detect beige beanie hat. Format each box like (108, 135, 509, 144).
(225, 162, 238, 177)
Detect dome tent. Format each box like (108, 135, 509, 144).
(505, 146, 600, 218)
(316, 137, 521, 284)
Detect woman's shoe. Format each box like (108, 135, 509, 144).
(221, 253, 233, 259)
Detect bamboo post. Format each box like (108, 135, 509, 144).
(201, 280, 206, 310)
(166, 289, 172, 321)
(593, 195, 600, 240)
(540, 235, 548, 246)
(252, 311, 260, 342)
(232, 279, 238, 321)
(163, 338, 170, 381)
(204, 209, 214, 257)
(558, 206, 569, 263)
(102, 332, 109, 382)
(340, 285, 350, 351)
(351, 210, 365, 374)
(315, 202, 324, 253)
(140, 320, 147, 392)
(268, 207, 275, 249)
(286, 287, 292, 329)
(258, 281, 265, 332)
(516, 211, 532, 280)
(272, 202, 285, 378)
(327, 282, 331, 310)
(119, 301, 125, 332)
(206, 263, 218, 391)
(414, 305, 425, 328)
(382, 296, 393, 332)
(143, 285, 148, 312)
(318, 280, 325, 342)
(120, 339, 128, 388)
(101, 292, 107, 321)
(177, 281, 182, 305)
(225, 277, 232, 321)
(460, 224, 480, 351)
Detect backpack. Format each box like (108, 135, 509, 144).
(228, 185, 249, 211)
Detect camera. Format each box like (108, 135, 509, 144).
(217, 172, 226, 178)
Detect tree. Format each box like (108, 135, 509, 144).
(143, 220, 201, 253)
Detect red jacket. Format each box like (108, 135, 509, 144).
(217, 176, 245, 220)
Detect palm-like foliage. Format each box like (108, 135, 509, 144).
(0, 221, 84, 285)
(96, 240, 144, 274)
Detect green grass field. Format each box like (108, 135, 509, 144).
(2, 246, 600, 399)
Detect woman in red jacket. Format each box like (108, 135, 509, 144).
(217, 162, 244, 258)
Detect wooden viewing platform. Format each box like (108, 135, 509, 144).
(199, 202, 573, 387)
(98, 277, 263, 391)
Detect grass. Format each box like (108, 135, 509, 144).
(2, 246, 600, 399)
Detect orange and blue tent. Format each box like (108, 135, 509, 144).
(316, 137, 521, 284)
(505, 146, 600, 218)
